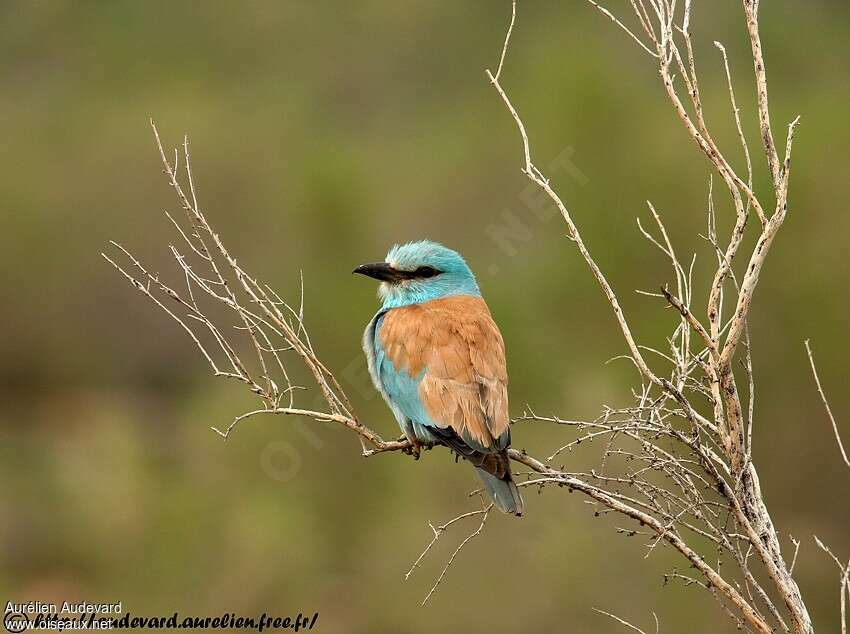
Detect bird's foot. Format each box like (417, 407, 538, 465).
(400, 437, 435, 460)
(400, 438, 423, 460)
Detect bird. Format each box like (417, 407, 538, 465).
(354, 240, 523, 516)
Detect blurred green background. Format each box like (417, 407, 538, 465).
(1, 1, 848, 632)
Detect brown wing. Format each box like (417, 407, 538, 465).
(379, 294, 509, 451)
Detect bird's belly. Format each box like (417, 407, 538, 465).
(377, 360, 437, 444)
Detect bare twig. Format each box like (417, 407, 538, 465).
(416, 504, 493, 606)
(592, 607, 652, 634)
(814, 536, 849, 634)
(805, 340, 850, 470)
(492, 0, 516, 82)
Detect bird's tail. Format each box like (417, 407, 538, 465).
(476, 466, 524, 517)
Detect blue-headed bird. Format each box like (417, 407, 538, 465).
(354, 241, 523, 516)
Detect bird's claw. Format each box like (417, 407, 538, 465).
(401, 439, 423, 460)
(400, 438, 435, 460)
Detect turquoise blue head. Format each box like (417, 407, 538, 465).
(353, 240, 481, 309)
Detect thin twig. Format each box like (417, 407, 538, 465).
(805, 340, 850, 470)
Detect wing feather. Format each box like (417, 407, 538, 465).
(379, 295, 509, 452)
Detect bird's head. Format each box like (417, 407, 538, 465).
(353, 240, 480, 309)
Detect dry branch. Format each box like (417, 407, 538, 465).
(483, 1, 813, 631)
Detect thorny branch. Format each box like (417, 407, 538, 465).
(104, 1, 848, 631)
(483, 1, 828, 633)
(104, 120, 408, 457)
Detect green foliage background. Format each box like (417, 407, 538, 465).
(1, 2, 848, 632)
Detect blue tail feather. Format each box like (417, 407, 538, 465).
(476, 468, 523, 516)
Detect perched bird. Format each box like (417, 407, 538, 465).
(354, 241, 523, 516)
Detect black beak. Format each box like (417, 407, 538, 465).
(352, 262, 403, 282)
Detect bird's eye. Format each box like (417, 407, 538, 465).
(414, 266, 440, 278)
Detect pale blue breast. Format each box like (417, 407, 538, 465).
(362, 310, 437, 444)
